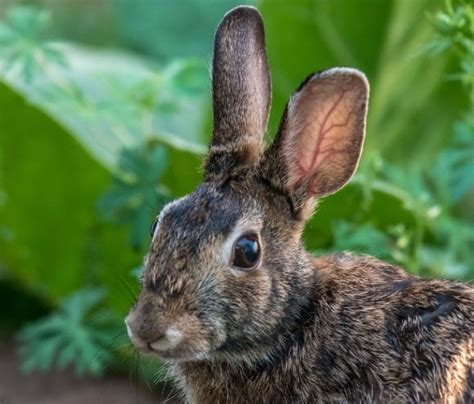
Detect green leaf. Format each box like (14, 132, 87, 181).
(0, 6, 67, 83)
(1, 43, 208, 174)
(330, 220, 392, 260)
(0, 82, 140, 308)
(17, 288, 121, 377)
(97, 145, 170, 249)
(4, 6, 50, 38)
(167, 59, 209, 96)
(432, 120, 474, 204)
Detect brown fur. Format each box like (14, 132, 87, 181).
(173, 253, 473, 403)
(126, 6, 474, 403)
(206, 5, 271, 181)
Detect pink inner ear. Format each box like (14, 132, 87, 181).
(285, 79, 362, 193)
(303, 91, 354, 173)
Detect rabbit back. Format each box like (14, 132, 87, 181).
(309, 253, 473, 402)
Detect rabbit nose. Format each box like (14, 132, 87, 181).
(125, 316, 162, 348)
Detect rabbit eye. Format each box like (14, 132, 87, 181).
(232, 233, 260, 269)
(150, 218, 158, 237)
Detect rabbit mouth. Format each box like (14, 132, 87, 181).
(143, 332, 214, 362)
(147, 344, 211, 362)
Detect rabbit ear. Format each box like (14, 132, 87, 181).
(205, 6, 271, 180)
(262, 68, 369, 218)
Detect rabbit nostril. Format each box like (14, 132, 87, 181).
(125, 318, 157, 349)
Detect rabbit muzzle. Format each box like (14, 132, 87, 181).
(125, 298, 222, 361)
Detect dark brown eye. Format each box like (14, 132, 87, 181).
(150, 218, 158, 237)
(232, 233, 261, 269)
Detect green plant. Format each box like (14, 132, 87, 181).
(424, 0, 474, 102)
(0, 5, 66, 82)
(98, 144, 170, 249)
(18, 288, 121, 376)
(431, 120, 474, 205)
(330, 220, 392, 260)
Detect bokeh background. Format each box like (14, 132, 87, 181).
(0, 0, 472, 401)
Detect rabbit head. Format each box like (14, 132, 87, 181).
(126, 6, 369, 363)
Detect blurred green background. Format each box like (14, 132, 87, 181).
(0, 0, 472, 389)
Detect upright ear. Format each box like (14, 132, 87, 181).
(261, 68, 369, 218)
(205, 6, 271, 180)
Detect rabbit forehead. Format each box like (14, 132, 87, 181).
(158, 184, 243, 239)
(148, 183, 261, 269)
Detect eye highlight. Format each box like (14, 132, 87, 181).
(150, 217, 158, 237)
(232, 233, 261, 270)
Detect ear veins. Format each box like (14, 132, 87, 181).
(304, 90, 346, 173)
(311, 109, 355, 172)
(293, 88, 353, 190)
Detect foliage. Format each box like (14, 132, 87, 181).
(0, 5, 66, 82)
(260, 0, 468, 164)
(432, 120, 474, 204)
(98, 145, 170, 249)
(0, 82, 139, 303)
(424, 0, 474, 101)
(0, 6, 209, 174)
(18, 288, 121, 377)
(330, 220, 393, 261)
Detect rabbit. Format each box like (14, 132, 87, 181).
(125, 5, 474, 403)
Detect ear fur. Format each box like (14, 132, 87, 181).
(261, 68, 369, 219)
(205, 6, 271, 181)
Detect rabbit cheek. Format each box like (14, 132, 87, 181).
(225, 270, 273, 328)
